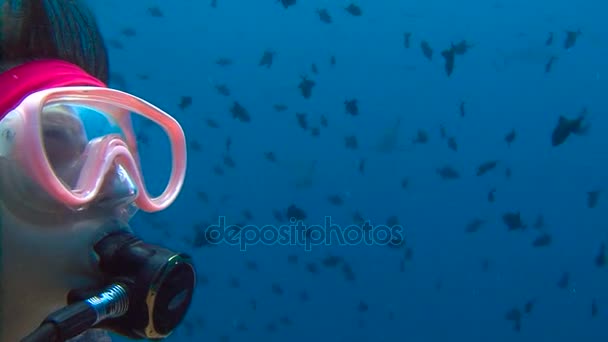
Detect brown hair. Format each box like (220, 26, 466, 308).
(0, 0, 108, 83)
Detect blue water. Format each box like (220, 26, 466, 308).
(88, 0, 608, 341)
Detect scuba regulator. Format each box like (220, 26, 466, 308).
(21, 220, 196, 341)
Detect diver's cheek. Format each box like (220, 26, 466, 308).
(0, 210, 127, 341)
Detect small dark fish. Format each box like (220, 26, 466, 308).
(273, 104, 288, 112)
(330, 55, 336, 66)
(386, 215, 399, 227)
(322, 255, 343, 267)
(107, 39, 124, 50)
(225, 137, 232, 152)
(192, 223, 216, 248)
(279, 316, 293, 326)
(287, 254, 298, 264)
(451, 40, 474, 55)
(136, 133, 149, 147)
(400, 177, 409, 189)
(564, 30, 581, 50)
(147, 6, 163, 17)
(545, 32, 554, 46)
(502, 211, 526, 230)
(481, 258, 490, 272)
(437, 166, 460, 180)
(488, 188, 496, 202)
(412, 129, 428, 144)
(229, 276, 240, 288)
(504, 129, 516, 146)
(587, 190, 601, 208)
(215, 84, 231, 96)
(299, 291, 310, 302)
(533, 215, 544, 229)
(286, 204, 306, 221)
(465, 218, 485, 233)
(242, 209, 253, 221)
(213, 164, 224, 175)
(441, 48, 456, 76)
(198, 274, 209, 286)
(345, 3, 362, 16)
(259, 50, 275, 68)
(594, 243, 606, 267)
(245, 260, 257, 270)
(296, 112, 308, 130)
(205, 119, 219, 128)
(306, 262, 319, 274)
(215, 57, 233, 66)
(341, 263, 356, 281)
(345, 99, 359, 116)
(447, 136, 458, 151)
(264, 152, 277, 163)
(265, 322, 278, 333)
(545, 56, 558, 73)
(271, 283, 284, 295)
(120, 28, 137, 37)
(345, 135, 358, 150)
(109, 72, 127, 90)
(420, 41, 433, 60)
(278, 0, 296, 9)
(532, 233, 552, 247)
(523, 299, 535, 314)
(328, 194, 344, 206)
(210, 0, 217, 8)
(477, 160, 499, 176)
(557, 272, 569, 289)
(298, 76, 315, 99)
(592, 299, 599, 317)
(196, 191, 209, 203)
(317, 8, 332, 23)
(459, 101, 466, 117)
(403, 32, 412, 48)
(505, 167, 512, 180)
(189, 140, 202, 152)
(230, 102, 251, 122)
(179, 96, 193, 110)
(311, 63, 318, 74)
(439, 125, 447, 139)
(272, 209, 284, 222)
(320, 114, 328, 127)
(390, 236, 406, 249)
(357, 301, 369, 312)
(505, 307, 522, 323)
(310, 127, 320, 137)
(551, 109, 589, 146)
(358, 159, 366, 174)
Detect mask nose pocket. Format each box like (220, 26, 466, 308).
(94, 163, 138, 209)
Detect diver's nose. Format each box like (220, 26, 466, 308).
(95, 163, 138, 209)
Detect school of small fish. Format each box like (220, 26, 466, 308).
(101, 1, 606, 341)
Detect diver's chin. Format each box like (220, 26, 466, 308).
(0, 205, 126, 341)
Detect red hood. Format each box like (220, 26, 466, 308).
(0, 59, 106, 120)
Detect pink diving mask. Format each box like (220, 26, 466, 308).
(0, 60, 186, 212)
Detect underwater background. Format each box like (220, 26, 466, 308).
(88, 0, 607, 341)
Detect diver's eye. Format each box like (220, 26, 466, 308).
(41, 106, 89, 167)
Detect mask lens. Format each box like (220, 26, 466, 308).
(40, 102, 125, 189)
(39, 99, 172, 198)
(128, 112, 172, 196)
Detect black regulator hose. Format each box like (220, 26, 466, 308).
(21, 283, 129, 342)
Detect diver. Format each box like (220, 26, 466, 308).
(0, 1, 195, 341)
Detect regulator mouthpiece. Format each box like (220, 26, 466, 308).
(89, 226, 196, 339)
